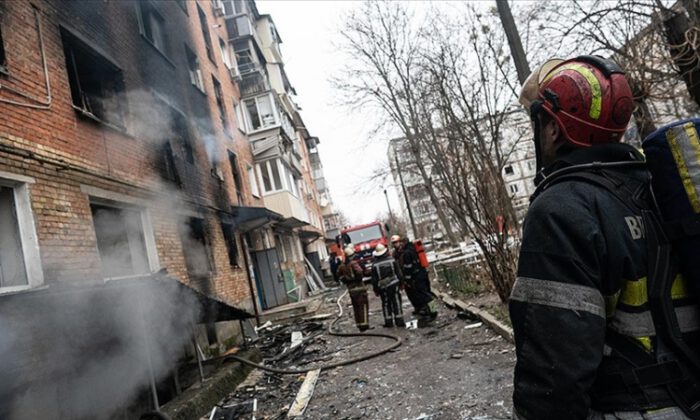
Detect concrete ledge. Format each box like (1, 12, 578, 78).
(434, 290, 514, 343)
(161, 349, 262, 420)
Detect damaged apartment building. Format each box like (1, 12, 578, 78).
(0, 0, 329, 418)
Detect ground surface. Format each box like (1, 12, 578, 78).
(211, 287, 515, 420)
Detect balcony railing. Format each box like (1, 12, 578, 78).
(238, 71, 269, 98)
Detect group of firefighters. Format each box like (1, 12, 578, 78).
(331, 235, 438, 331)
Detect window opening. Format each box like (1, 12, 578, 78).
(248, 165, 259, 197)
(91, 203, 149, 279)
(219, 38, 232, 69)
(137, 2, 167, 54)
(197, 4, 215, 62)
(228, 152, 243, 205)
(185, 45, 204, 92)
(178, 217, 212, 280)
(0, 25, 6, 72)
(61, 29, 126, 128)
(269, 160, 282, 190)
(220, 222, 239, 267)
(504, 165, 514, 176)
(212, 76, 228, 132)
(0, 187, 27, 287)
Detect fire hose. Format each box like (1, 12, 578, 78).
(222, 289, 403, 375)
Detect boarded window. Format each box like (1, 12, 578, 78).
(178, 217, 212, 280)
(91, 203, 149, 279)
(61, 29, 126, 127)
(0, 187, 27, 287)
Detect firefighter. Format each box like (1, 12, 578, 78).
(510, 55, 700, 419)
(337, 245, 369, 331)
(392, 235, 437, 323)
(371, 243, 406, 328)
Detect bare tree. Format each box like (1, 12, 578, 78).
(517, 0, 698, 141)
(337, 2, 523, 302)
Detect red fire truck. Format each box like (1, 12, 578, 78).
(337, 221, 388, 270)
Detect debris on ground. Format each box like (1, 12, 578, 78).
(205, 288, 515, 419)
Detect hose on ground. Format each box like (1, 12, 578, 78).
(223, 289, 402, 375)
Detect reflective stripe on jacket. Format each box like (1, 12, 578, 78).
(510, 144, 700, 420)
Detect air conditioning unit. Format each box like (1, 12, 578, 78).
(229, 67, 242, 81)
(213, 2, 225, 16)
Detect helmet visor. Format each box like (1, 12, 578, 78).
(518, 58, 564, 112)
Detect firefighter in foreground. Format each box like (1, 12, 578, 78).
(391, 235, 437, 324)
(371, 243, 406, 327)
(510, 55, 700, 419)
(337, 245, 369, 331)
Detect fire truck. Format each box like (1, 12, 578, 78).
(337, 221, 388, 271)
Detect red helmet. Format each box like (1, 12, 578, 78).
(527, 56, 634, 147)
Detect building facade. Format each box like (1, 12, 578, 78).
(388, 109, 536, 244)
(0, 0, 329, 417)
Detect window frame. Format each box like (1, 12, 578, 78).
(178, 216, 214, 280)
(242, 93, 279, 132)
(197, 4, 215, 63)
(81, 185, 160, 282)
(212, 75, 229, 132)
(0, 173, 43, 293)
(247, 164, 260, 197)
(61, 28, 127, 130)
(220, 221, 240, 268)
(228, 151, 244, 205)
(135, 1, 169, 57)
(185, 45, 205, 93)
(219, 37, 232, 69)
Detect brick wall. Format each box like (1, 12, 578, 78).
(0, 0, 260, 307)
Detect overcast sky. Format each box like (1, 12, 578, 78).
(256, 1, 402, 225)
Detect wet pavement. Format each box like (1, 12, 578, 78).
(211, 287, 515, 419)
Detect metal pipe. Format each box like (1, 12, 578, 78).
(192, 327, 205, 382)
(136, 292, 160, 410)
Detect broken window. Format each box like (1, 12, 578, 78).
(243, 94, 277, 131)
(197, 4, 215, 62)
(228, 151, 243, 205)
(220, 222, 239, 267)
(212, 76, 228, 132)
(178, 217, 212, 280)
(0, 187, 27, 287)
(61, 29, 126, 128)
(185, 45, 205, 92)
(504, 165, 514, 176)
(91, 203, 150, 279)
(136, 1, 167, 55)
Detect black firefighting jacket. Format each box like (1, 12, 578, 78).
(510, 143, 700, 420)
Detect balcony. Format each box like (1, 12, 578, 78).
(263, 190, 309, 223)
(225, 15, 255, 40)
(239, 70, 269, 98)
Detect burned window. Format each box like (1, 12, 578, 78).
(61, 29, 126, 128)
(197, 4, 214, 62)
(178, 217, 212, 280)
(220, 222, 239, 267)
(212, 76, 228, 132)
(170, 109, 195, 165)
(91, 203, 150, 279)
(0, 187, 27, 287)
(504, 165, 514, 176)
(185, 45, 205, 92)
(161, 142, 182, 187)
(136, 1, 168, 55)
(228, 151, 243, 205)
